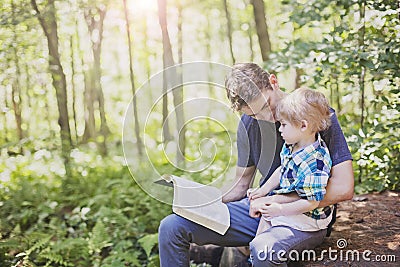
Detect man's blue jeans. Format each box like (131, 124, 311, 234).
(158, 198, 327, 267)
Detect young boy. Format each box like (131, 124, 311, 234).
(248, 87, 334, 235)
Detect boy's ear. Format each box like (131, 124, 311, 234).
(300, 120, 309, 131)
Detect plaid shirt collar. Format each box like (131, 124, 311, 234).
(283, 134, 325, 166)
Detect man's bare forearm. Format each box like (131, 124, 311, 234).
(319, 160, 354, 207)
(222, 184, 248, 202)
(222, 166, 256, 203)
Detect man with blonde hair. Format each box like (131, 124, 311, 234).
(159, 63, 354, 267)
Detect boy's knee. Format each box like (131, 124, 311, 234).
(249, 236, 287, 266)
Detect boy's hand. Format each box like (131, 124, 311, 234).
(259, 202, 283, 219)
(247, 187, 267, 200)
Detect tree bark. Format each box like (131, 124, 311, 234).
(123, 0, 144, 157)
(84, 5, 109, 155)
(295, 68, 303, 89)
(250, 0, 272, 62)
(223, 0, 235, 64)
(358, 0, 366, 184)
(25, 63, 32, 135)
(82, 68, 96, 142)
(177, 1, 186, 164)
(79, 12, 96, 143)
(359, 0, 366, 131)
(31, 0, 72, 167)
(11, 1, 23, 146)
(70, 34, 78, 144)
(247, 22, 255, 62)
(158, 0, 185, 165)
(2, 86, 8, 143)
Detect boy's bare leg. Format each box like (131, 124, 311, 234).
(256, 217, 271, 236)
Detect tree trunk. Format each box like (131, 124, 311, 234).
(123, 0, 144, 157)
(25, 63, 32, 135)
(70, 34, 78, 144)
(142, 19, 154, 104)
(11, 2, 23, 147)
(2, 86, 8, 143)
(358, 0, 366, 184)
(247, 21, 255, 62)
(82, 69, 96, 142)
(84, 5, 109, 155)
(177, 1, 186, 165)
(158, 0, 172, 143)
(178, 2, 183, 65)
(158, 0, 185, 165)
(11, 80, 23, 143)
(295, 68, 303, 89)
(205, 14, 216, 128)
(11, 0, 23, 153)
(31, 0, 72, 168)
(223, 0, 235, 64)
(334, 74, 341, 112)
(79, 13, 96, 143)
(359, 0, 366, 131)
(250, 0, 272, 62)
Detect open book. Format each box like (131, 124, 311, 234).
(159, 174, 230, 235)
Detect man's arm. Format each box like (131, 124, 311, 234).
(259, 160, 354, 207)
(222, 166, 256, 203)
(250, 160, 354, 215)
(319, 160, 354, 207)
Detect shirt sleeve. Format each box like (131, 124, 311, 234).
(321, 109, 353, 166)
(237, 115, 254, 167)
(295, 159, 331, 201)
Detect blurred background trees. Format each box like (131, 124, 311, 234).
(0, 0, 399, 266)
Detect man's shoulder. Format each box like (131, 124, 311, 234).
(240, 114, 253, 125)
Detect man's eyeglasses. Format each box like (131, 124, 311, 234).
(247, 102, 269, 118)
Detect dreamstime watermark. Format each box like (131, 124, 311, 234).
(253, 238, 397, 263)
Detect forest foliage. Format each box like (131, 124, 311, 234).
(0, 0, 399, 266)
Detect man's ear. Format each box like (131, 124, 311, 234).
(300, 120, 309, 131)
(269, 74, 279, 90)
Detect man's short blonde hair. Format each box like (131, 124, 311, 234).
(276, 87, 331, 132)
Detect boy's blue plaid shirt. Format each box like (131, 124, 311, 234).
(272, 135, 333, 220)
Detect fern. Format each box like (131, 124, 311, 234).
(88, 221, 112, 254)
(25, 235, 52, 256)
(39, 252, 72, 267)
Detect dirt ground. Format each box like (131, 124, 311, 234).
(191, 191, 400, 267)
(303, 190, 400, 267)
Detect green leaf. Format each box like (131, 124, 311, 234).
(138, 233, 158, 258)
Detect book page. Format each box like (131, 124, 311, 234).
(162, 175, 230, 235)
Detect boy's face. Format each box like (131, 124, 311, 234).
(278, 119, 305, 145)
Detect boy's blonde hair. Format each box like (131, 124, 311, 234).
(276, 87, 331, 132)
